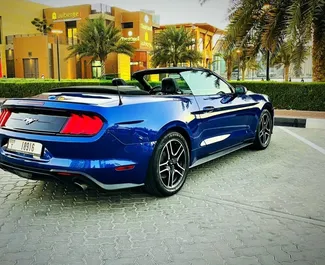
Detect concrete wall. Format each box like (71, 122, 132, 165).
(0, 0, 49, 77)
(13, 35, 50, 78)
(52, 43, 77, 80)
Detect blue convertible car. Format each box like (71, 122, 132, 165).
(0, 67, 273, 196)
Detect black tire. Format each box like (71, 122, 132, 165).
(145, 131, 190, 197)
(252, 109, 273, 150)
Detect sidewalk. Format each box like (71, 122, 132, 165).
(275, 109, 325, 119)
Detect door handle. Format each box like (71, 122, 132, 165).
(203, 106, 214, 113)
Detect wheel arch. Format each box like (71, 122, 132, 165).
(144, 122, 193, 196)
(156, 121, 193, 159)
(262, 102, 274, 132)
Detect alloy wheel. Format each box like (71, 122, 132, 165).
(158, 139, 186, 189)
(259, 112, 271, 146)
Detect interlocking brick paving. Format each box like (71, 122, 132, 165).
(0, 127, 324, 265)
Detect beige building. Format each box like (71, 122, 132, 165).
(0, 0, 49, 77)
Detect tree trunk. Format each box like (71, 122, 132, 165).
(226, 58, 233, 81)
(101, 60, 106, 76)
(312, 24, 325, 82)
(173, 62, 177, 67)
(241, 67, 246, 81)
(284, 64, 290, 82)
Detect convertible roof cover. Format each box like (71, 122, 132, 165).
(49, 86, 149, 95)
(132, 67, 210, 78)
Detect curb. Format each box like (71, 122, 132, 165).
(274, 117, 306, 128)
(274, 117, 325, 129)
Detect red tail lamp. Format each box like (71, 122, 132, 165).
(60, 114, 103, 136)
(0, 109, 11, 127)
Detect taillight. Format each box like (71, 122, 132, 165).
(0, 109, 11, 127)
(60, 114, 103, 136)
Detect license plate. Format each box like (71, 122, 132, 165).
(7, 138, 43, 157)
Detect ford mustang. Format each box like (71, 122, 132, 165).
(0, 67, 273, 196)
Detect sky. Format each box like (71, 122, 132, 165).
(31, 0, 231, 30)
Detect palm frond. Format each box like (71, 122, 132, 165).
(66, 16, 134, 63)
(151, 26, 202, 67)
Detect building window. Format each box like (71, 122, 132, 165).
(122, 22, 133, 29)
(23, 58, 39, 78)
(67, 28, 78, 45)
(0, 16, 2, 44)
(92, 60, 102, 78)
(5, 36, 13, 45)
(6, 49, 15, 78)
(66, 21, 78, 45)
(198, 38, 203, 52)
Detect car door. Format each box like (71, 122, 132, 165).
(180, 70, 258, 157)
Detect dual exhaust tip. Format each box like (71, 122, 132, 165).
(73, 180, 88, 191)
(55, 172, 89, 191)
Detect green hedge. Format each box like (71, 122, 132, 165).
(0, 81, 104, 98)
(1, 79, 325, 111)
(229, 81, 325, 111)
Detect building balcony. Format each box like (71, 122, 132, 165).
(6, 33, 46, 45)
(6, 34, 74, 46)
(90, 3, 115, 21)
(91, 3, 112, 15)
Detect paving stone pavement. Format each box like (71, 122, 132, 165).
(0, 127, 325, 265)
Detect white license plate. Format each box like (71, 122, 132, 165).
(7, 138, 43, 157)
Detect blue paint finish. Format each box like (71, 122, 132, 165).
(0, 69, 273, 190)
(193, 93, 260, 157)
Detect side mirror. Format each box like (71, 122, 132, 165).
(235, 85, 247, 95)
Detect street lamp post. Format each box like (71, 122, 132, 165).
(51, 29, 63, 81)
(236, 49, 241, 81)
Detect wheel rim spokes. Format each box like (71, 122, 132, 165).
(159, 139, 186, 189)
(167, 170, 174, 187)
(259, 113, 271, 145)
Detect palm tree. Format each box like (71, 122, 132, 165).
(214, 51, 235, 80)
(200, 0, 325, 81)
(215, 49, 238, 81)
(237, 46, 258, 81)
(246, 59, 262, 80)
(31, 18, 53, 34)
(271, 42, 310, 81)
(212, 37, 237, 80)
(286, 0, 325, 81)
(215, 36, 258, 80)
(67, 16, 134, 76)
(151, 26, 202, 67)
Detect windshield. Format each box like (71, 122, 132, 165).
(143, 73, 191, 93)
(138, 70, 233, 96)
(180, 70, 233, 96)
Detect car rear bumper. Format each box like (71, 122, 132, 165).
(0, 138, 155, 190)
(0, 161, 144, 190)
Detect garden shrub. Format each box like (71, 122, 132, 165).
(1, 79, 325, 111)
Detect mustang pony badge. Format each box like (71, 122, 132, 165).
(23, 118, 38, 125)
